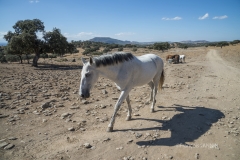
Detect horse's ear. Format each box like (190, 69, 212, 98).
(81, 57, 87, 65)
(89, 57, 93, 65)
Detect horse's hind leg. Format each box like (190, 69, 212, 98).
(126, 95, 132, 121)
(148, 81, 154, 102)
(151, 75, 161, 112)
(150, 85, 157, 112)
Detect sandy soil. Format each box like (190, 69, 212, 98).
(0, 45, 240, 160)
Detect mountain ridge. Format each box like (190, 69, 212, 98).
(89, 37, 210, 45)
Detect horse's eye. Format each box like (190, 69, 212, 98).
(85, 73, 90, 77)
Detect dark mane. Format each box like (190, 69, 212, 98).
(94, 52, 134, 67)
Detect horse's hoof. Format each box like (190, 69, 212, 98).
(126, 116, 131, 121)
(151, 109, 155, 113)
(107, 127, 113, 132)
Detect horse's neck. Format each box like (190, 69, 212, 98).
(95, 64, 121, 81)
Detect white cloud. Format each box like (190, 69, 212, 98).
(115, 32, 135, 36)
(64, 32, 93, 37)
(0, 32, 7, 36)
(29, 0, 39, 3)
(199, 13, 209, 20)
(0, 32, 7, 42)
(0, 32, 7, 38)
(77, 32, 93, 36)
(63, 32, 96, 40)
(162, 16, 182, 20)
(213, 15, 228, 19)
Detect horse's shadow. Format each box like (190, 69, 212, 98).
(116, 104, 224, 146)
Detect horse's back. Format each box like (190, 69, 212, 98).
(137, 54, 163, 64)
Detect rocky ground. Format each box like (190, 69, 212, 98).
(0, 45, 240, 160)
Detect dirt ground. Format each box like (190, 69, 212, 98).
(0, 44, 240, 160)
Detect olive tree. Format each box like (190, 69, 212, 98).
(43, 28, 68, 57)
(153, 42, 170, 52)
(4, 19, 45, 66)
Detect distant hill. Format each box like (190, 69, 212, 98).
(180, 40, 209, 44)
(89, 37, 133, 45)
(89, 37, 156, 45)
(89, 37, 211, 45)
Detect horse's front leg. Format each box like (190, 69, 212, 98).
(107, 90, 130, 132)
(126, 95, 132, 121)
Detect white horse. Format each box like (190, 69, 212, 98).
(79, 52, 164, 132)
(179, 55, 186, 63)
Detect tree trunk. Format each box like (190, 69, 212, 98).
(32, 48, 43, 67)
(32, 52, 40, 67)
(19, 55, 22, 64)
(26, 54, 30, 64)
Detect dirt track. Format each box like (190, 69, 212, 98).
(0, 46, 240, 160)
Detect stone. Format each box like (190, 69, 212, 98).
(62, 97, 69, 100)
(4, 143, 15, 150)
(0, 114, 8, 118)
(80, 128, 86, 131)
(61, 113, 71, 119)
(127, 139, 133, 144)
(102, 138, 111, 142)
(8, 137, 17, 140)
(146, 133, 151, 136)
(0, 142, 9, 148)
(83, 143, 92, 148)
(41, 102, 52, 109)
(33, 110, 40, 115)
(82, 100, 89, 104)
(70, 106, 80, 109)
(116, 146, 123, 150)
(58, 104, 65, 107)
(100, 104, 106, 109)
(195, 153, 200, 159)
(68, 127, 75, 131)
(102, 90, 108, 94)
(135, 133, 142, 139)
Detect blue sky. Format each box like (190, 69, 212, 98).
(0, 0, 240, 43)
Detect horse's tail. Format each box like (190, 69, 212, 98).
(159, 69, 165, 90)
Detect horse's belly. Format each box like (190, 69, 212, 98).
(134, 74, 155, 86)
(133, 63, 157, 86)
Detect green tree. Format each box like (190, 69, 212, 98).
(118, 47, 123, 51)
(67, 43, 78, 54)
(153, 42, 170, 52)
(43, 28, 68, 57)
(103, 47, 111, 53)
(230, 40, 240, 45)
(4, 34, 25, 63)
(132, 48, 137, 52)
(0, 46, 7, 63)
(217, 41, 229, 48)
(4, 19, 45, 67)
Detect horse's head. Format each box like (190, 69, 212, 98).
(79, 57, 99, 98)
